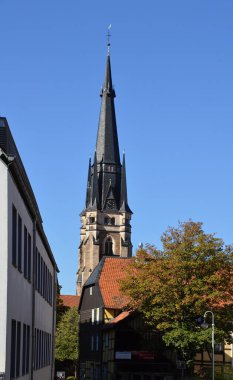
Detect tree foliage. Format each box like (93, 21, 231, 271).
(55, 307, 79, 363)
(56, 283, 68, 325)
(121, 221, 233, 365)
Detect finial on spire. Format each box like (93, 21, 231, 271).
(107, 24, 112, 56)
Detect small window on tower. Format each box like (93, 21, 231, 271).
(111, 218, 115, 225)
(105, 237, 113, 255)
(89, 217, 95, 224)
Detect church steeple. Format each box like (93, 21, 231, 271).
(77, 47, 133, 296)
(120, 153, 132, 213)
(96, 54, 120, 165)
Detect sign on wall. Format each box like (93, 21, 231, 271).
(56, 371, 65, 379)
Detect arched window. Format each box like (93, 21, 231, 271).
(105, 237, 113, 255)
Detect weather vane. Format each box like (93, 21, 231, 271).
(107, 24, 112, 55)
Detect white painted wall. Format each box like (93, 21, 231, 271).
(5, 172, 34, 380)
(0, 159, 8, 373)
(2, 169, 56, 380)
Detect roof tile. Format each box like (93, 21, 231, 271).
(99, 257, 132, 309)
(60, 295, 80, 308)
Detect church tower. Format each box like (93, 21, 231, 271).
(76, 49, 132, 295)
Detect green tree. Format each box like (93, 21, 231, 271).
(56, 283, 67, 325)
(56, 307, 79, 375)
(122, 221, 233, 367)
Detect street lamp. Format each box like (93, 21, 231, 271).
(201, 311, 215, 380)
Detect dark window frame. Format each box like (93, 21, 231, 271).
(12, 205, 17, 267)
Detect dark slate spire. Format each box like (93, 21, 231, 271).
(96, 54, 120, 165)
(85, 158, 92, 208)
(91, 152, 99, 209)
(120, 153, 132, 213)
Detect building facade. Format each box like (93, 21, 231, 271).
(78, 256, 132, 380)
(79, 257, 176, 380)
(0, 117, 58, 380)
(76, 51, 133, 296)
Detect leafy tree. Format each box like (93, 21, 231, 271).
(56, 307, 79, 373)
(121, 221, 233, 367)
(56, 283, 67, 325)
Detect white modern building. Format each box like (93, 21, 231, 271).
(0, 116, 58, 380)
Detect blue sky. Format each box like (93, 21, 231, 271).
(1, 0, 233, 294)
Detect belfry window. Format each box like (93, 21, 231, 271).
(105, 237, 113, 255)
(104, 217, 115, 225)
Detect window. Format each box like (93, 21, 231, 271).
(96, 308, 100, 324)
(17, 215, 22, 272)
(28, 234, 31, 281)
(215, 343, 224, 353)
(23, 228, 32, 282)
(91, 336, 94, 351)
(96, 335, 99, 351)
(12, 205, 17, 267)
(90, 287, 93, 295)
(103, 365, 108, 380)
(40, 255, 42, 295)
(105, 333, 109, 348)
(91, 309, 95, 324)
(10, 320, 16, 378)
(89, 217, 95, 224)
(12, 205, 24, 273)
(24, 226, 28, 278)
(16, 321, 21, 377)
(104, 217, 115, 225)
(105, 237, 113, 255)
(96, 366, 101, 380)
(22, 324, 30, 375)
(26, 325, 30, 373)
(35, 249, 53, 304)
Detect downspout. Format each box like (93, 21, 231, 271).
(30, 219, 36, 380)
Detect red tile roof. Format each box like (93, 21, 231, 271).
(99, 257, 132, 309)
(60, 295, 80, 308)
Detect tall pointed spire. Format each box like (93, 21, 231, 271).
(96, 52, 120, 165)
(120, 153, 132, 213)
(85, 158, 92, 208)
(77, 44, 133, 295)
(91, 151, 99, 209)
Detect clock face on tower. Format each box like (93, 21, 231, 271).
(106, 199, 116, 209)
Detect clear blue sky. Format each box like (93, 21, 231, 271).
(1, 0, 233, 294)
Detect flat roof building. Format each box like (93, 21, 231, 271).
(0, 117, 58, 380)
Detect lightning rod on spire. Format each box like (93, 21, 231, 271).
(107, 24, 112, 55)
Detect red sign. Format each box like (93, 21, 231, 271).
(131, 351, 155, 361)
